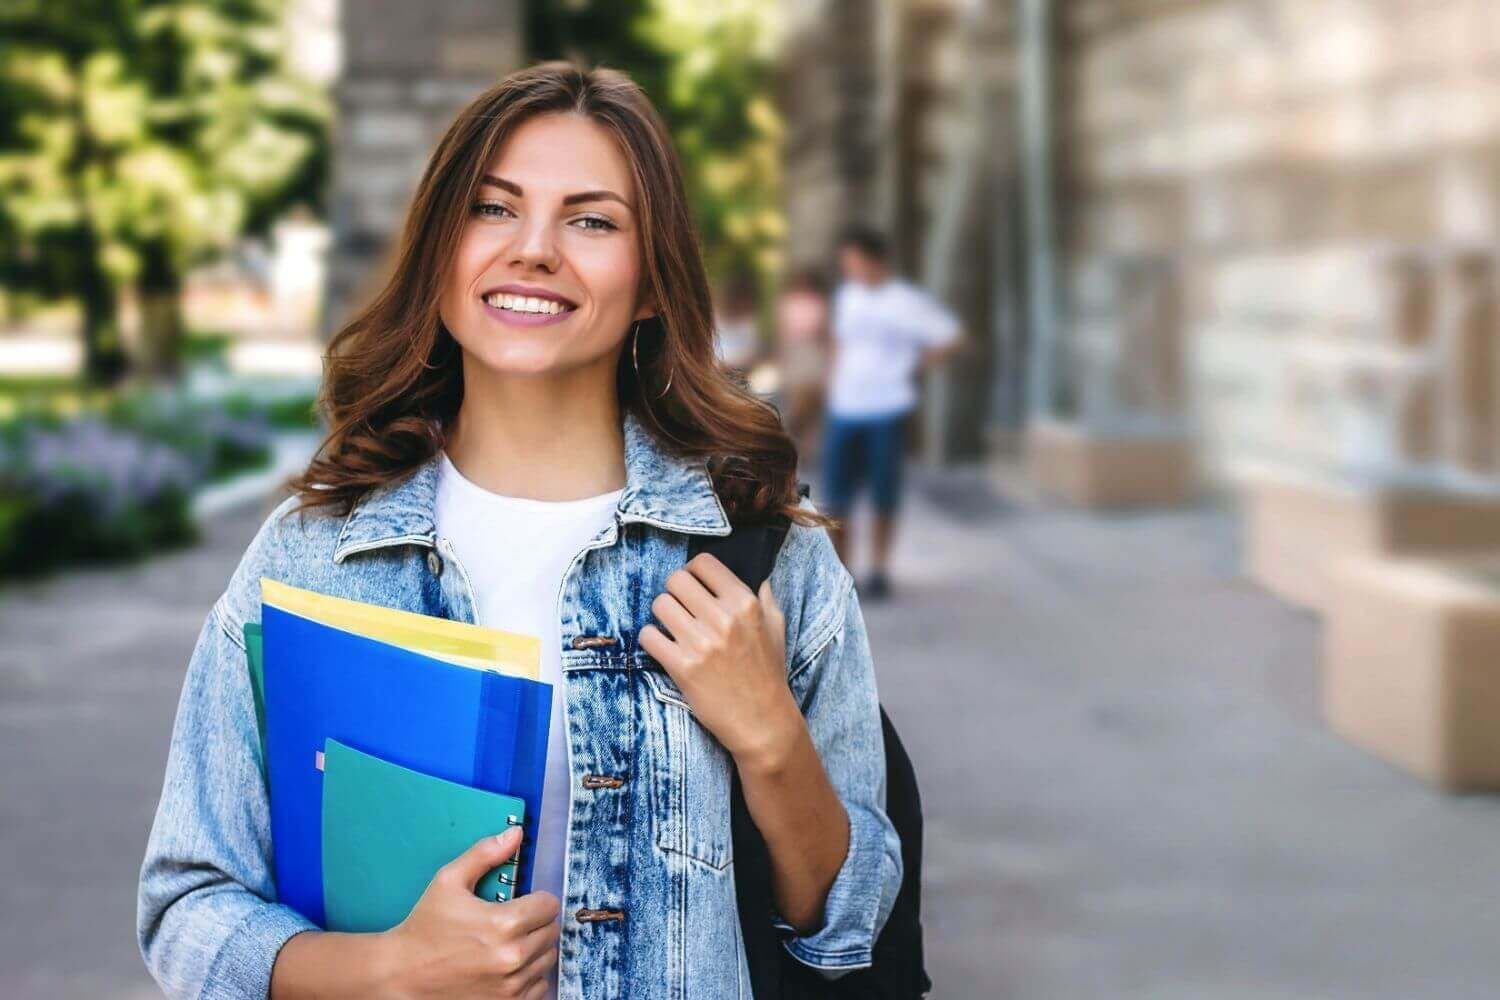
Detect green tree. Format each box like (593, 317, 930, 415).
(526, 0, 784, 293)
(0, 0, 329, 383)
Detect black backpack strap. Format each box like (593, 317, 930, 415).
(686, 521, 791, 598)
(686, 517, 791, 1000)
(685, 498, 930, 1000)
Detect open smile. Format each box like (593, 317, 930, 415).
(479, 286, 579, 327)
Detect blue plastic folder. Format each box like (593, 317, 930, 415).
(261, 602, 552, 926)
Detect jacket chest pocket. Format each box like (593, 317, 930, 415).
(639, 668, 735, 871)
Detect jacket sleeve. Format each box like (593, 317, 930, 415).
(774, 567, 904, 973)
(137, 549, 317, 997)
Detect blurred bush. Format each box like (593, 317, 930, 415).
(105, 389, 271, 485)
(0, 416, 196, 574)
(0, 382, 317, 577)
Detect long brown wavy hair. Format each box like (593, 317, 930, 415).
(290, 62, 821, 527)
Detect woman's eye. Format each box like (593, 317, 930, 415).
(472, 201, 513, 219)
(574, 215, 618, 232)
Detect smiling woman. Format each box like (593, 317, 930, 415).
(289, 63, 806, 521)
(437, 114, 647, 374)
(137, 62, 903, 1000)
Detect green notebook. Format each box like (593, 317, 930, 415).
(244, 622, 268, 777)
(320, 737, 525, 932)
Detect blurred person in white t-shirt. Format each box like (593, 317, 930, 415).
(821, 226, 965, 600)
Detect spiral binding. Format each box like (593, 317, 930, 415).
(494, 814, 525, 903)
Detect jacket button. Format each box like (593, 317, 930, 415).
(426, 550, 443, 577)
(576, 907, 626, 924)
(582, 773, 626, 790)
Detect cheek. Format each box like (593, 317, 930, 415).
(446, 232, 494, 298)
(573, 239, 643, 316)
(438, 249, 478, 323)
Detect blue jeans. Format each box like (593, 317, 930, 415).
(821, 413, 908, 517)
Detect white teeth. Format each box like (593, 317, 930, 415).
(485, 293, 569, 314)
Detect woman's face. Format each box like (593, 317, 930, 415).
(438, 112, 653, 380)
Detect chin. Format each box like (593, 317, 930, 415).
(467, 347, 569, 378)
(465, 335, 618, 381)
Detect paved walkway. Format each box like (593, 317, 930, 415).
(888, 468, 1500, 999)
(3, 470, 1499, 998)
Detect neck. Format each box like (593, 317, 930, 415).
(444, 355, 627, 501)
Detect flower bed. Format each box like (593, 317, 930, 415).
(0, 384, 318, 578)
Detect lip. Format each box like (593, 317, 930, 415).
(480, 297, 575, 327)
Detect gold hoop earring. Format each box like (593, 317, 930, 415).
(631, 320, 673, 399)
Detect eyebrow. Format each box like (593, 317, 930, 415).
(480, 174, 633, 211)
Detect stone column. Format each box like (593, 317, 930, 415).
(324, 0, 523, 335)
(780, 0, 893, 270)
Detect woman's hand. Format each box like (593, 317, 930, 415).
(639, 552, 852, 932)
(638, 552, 802, 768)
(377, 826, 560, 999)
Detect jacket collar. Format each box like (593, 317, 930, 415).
(332, 410, 730, 563)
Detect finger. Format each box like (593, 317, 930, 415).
(440, 826, 524, 892)
(651, 592, 703, 646)
(491, 915, 559, 979)
(514, 920, 561, 975)
(494, 890, 562, 936)
(686, 552, 751, 599)
(665, 566, 726, 623)
(638, 622, 678, 664)
(521, 978, 552, 1000)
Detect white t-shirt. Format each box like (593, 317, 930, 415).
(827, 277, 960, 418)
(433, 452, 623, 995)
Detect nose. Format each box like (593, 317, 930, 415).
(509, 215, 560, 273)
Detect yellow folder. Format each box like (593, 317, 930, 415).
(260, 578, 540, 680)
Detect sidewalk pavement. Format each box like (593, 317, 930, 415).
(885, 466, 1500, 999)
(2, 469, 1499, 998)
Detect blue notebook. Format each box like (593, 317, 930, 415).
(261, 603, 552, 926)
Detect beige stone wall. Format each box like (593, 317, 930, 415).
(1058, 0, 1500, 485)
(919, 0, 1027, 453)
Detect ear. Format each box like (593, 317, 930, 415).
(633, 295, 657, 323)
(633, 275, 657, 323)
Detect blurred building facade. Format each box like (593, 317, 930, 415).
(780, 0, 1012, 462)
(325, 0, 524, 333)
(1050, 0, 1500, 603)
(781, 0, 1500, 485)
(1054, 0, 1500, 486)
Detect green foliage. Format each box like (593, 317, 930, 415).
(180, 328, 232, 366)
(0, 0, 330, 373)
(526, 0, 784, 290)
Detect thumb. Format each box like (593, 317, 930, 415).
(443, 824, 523, 892)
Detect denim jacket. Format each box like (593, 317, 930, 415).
(137, 413, 903, 1000)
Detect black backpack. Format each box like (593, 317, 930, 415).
(687, 519, 931, 999)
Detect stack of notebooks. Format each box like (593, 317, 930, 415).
(245, 579, 551, 932)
